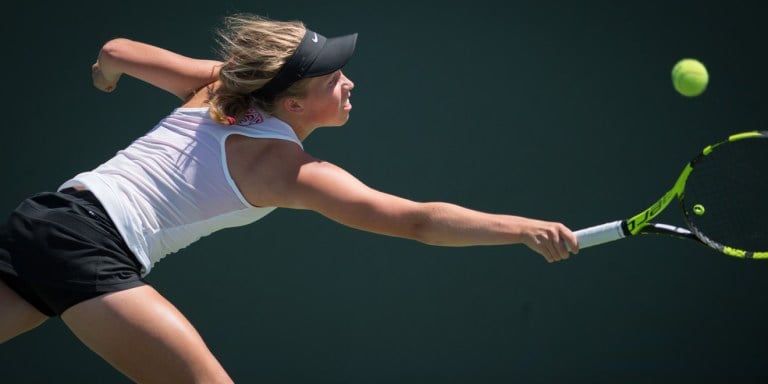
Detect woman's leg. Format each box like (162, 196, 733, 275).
(61, 285, 233, 384)
(0, 279, 48, 343)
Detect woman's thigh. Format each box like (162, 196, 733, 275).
(0, 278, 48, 343)
(61, 285, 233, 384)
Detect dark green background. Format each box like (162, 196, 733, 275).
(2, 1, 767, 383)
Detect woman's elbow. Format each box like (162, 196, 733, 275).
(402, 204, 448, 246)
(99, 38, 133, 62)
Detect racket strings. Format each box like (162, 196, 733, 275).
(683, 138, 768, 253)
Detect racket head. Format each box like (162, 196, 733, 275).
(680, 131, 768, 259)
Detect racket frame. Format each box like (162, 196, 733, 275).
(574, 131, 768, 259)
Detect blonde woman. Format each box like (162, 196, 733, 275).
(0, 14, 577, 383)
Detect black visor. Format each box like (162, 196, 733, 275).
(252, 29, 357, 100)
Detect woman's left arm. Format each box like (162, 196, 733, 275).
(92, 38, 222, 100)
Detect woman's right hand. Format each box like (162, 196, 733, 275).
(518, 219, 577, 263)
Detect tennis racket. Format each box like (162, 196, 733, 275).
(573, 130, 768, 259)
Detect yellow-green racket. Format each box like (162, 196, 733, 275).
(574, 131, 768, 259)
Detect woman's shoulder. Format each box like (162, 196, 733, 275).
(225, 134, 313, 205)
(180, 81, 219, 108)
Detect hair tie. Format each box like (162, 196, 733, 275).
(226, 116, 236, 126)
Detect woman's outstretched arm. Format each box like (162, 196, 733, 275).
(244, 142, 579, 263)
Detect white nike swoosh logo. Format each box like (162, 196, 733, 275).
(312, 33, 318, 43)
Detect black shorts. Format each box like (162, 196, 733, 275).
(0, 188, 146, 317)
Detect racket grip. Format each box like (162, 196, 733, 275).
(574, 220, 626, 249)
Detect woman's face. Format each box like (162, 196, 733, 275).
(301, 70, 355, 127)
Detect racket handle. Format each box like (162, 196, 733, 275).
(574, 220, 626, 249)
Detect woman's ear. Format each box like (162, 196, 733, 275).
(282, 97, 304, 114)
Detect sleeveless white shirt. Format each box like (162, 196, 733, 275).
(59, 107, 302, 275)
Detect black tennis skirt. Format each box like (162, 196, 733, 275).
(0, 188, 146, 316)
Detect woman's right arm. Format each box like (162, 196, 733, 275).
(92, 38, 222, 100)
(245, 142, 577, 263)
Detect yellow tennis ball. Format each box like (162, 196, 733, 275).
(672, 58, 709, 97)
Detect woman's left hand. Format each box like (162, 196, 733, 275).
(92, 61, 121, 93)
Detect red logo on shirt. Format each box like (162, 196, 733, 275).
(239, 109, 264, 126)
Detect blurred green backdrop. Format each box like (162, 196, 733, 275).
(1, 1, 767, 383)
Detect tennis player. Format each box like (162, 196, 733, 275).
(0, 14, 578, 383)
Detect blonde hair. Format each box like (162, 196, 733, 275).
(209, 14, 311, 125)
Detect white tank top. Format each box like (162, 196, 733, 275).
(59, 107, 302, 275)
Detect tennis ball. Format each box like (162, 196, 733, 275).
(671, 58, 709, 97)
(693, 204, 706, 216)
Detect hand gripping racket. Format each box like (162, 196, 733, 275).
(573, 131, 768, 259)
